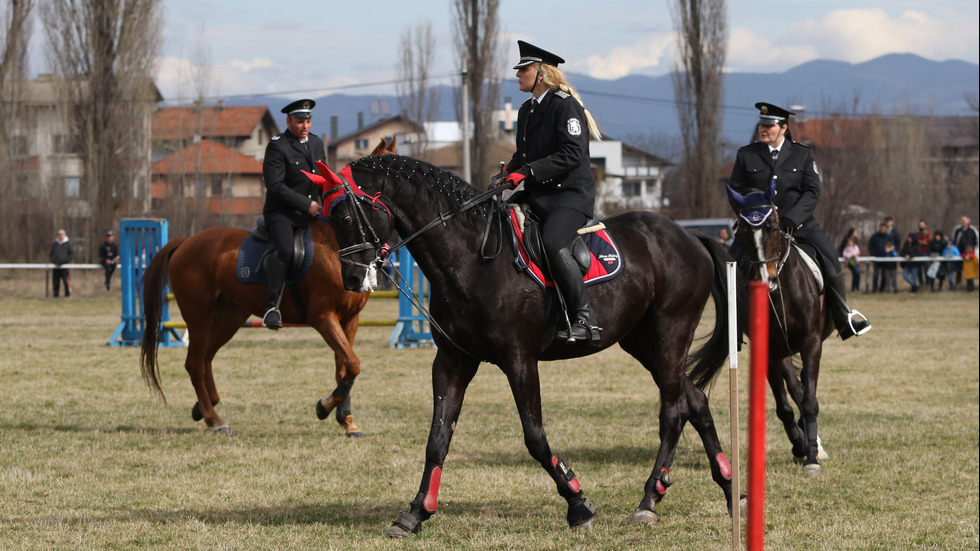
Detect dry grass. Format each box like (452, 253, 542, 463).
(0, 269, 977, 550)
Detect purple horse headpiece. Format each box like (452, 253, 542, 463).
(726, 180, 777, 229)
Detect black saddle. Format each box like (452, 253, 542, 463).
(251, 215, 309, 276)
(517, 208, 594, 276)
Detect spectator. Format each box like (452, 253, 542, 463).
(915, 220, 931, 286)
(941, 239, 961, 291)
(951, 216, 978, 291)
(717, 227, 732, 247)
(884, 216, 901, 249)
(49, 229, 73, 298)
(838, 227, 858, 256)
(867, 223, 891, 293)
(900, 233, 921, 292)
(926, 231, 947, 291)
(98, 230, 120, 290)
(882, 241, 898, 293)
(842, 236, 861, 292)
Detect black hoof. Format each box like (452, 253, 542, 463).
(567, 497, 596, 528)
(191, 402, 203, 422)
(387, 511, 421, 538)
(315, 399, 329, 420)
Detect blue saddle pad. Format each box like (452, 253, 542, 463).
(235, 229, 315, 285)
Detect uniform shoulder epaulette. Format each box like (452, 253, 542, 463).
(792, 140, 810, 149)
(555, 90, 570, 99)
(271, 134, 281, 141)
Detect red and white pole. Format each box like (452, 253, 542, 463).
(746, 280, 769, 551)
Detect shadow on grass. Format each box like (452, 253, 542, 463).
(0, 421, 198, 435)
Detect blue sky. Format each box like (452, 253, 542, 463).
(156, 0, 980, 103)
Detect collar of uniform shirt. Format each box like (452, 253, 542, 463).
(533, 89, 549, 104)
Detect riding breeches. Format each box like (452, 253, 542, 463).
(267, 218, 298, 265)
(539, 207, 588, 263)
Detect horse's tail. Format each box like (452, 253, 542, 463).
(139, 238, 185, 404)
(687, 234, 735, 391)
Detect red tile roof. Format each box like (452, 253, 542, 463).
(151, 140, 264, 175)
(153, 105, 270, 140)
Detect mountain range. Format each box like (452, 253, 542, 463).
(221, 53, 978, 156)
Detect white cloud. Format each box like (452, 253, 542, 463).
(578, 33, 676, 79)
(229, 58, 274, 72)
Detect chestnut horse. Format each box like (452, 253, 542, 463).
(139, 139, 394, 436)
(317, 155, 738, 535)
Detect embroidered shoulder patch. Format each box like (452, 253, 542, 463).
(555, 90, 570, 99)
(567, 118, 582, 136)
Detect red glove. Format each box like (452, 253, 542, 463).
(490, 166, 508, 188)
(503, 166, 529, 189)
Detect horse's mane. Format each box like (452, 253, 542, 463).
(351, 155, 492, 221)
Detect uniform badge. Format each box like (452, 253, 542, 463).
(567, 118, 582, 136)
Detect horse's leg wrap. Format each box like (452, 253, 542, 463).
(716, 452, 732, 480)
(388, 510, 422, 537)
(316, 379, 354, 420)
(552, 456, 582, 495)
(653, 468, 672, 496)
(422, 466, 442, 513)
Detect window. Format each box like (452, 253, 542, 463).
(11, 135, 28, 157)
(621, 181, 641, 198)
(195, 179, 207, 197)
(64, 177, 81, 197)
(52, 134, 81, 155)
(355, 138, 369, 150)
(211, 179, 222, 196)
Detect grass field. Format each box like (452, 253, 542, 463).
(1, 269, 977, 550)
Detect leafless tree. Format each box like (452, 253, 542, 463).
(396, 20, 439, 160)
(451, 0, 504, 185)
(40, 0, 161, 252)
(669, 0, 727, 218)
(0, 0, 37, 260)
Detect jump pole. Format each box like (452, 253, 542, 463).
(726, 262, 741, 551)
(746, 280, 770, 550)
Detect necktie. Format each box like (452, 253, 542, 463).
(771, 149, 779, 161)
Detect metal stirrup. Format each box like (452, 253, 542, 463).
(847, 310, 871, 335)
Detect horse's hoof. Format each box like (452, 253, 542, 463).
(346, 431, 365, 438)
(803, 463, 822, 477)
(191, 402, 203, 422)
(567, 497, 596, 529)
(210, 424, 232, 436)
(387, 511, 421, 538)
(386, 524, 412, 538)
(571, 517, 595, 530)
(628, 507, 659, 525)
(316, 398, 328, 420)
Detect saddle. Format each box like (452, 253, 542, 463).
(236, 216, 315, 285)
(506, 204, 622, 288)
(791, 240, 825, 293)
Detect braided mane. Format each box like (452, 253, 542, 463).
(351, 155, 492, 221)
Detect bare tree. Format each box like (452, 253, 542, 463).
(451, 0, 504, 185)
(670, 0, 727, 218)
(0, 0, 37, 260)
(396, 20, 439, 160)
(40, 0, 161, 252)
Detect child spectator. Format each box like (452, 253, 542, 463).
(842, 236, 862, 292)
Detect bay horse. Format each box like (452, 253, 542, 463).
(316, 155, 738, 535)
(727, 182, 830, 476)
(139, 139, 395, 437)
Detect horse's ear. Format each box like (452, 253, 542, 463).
(766, 178, 777, 201)
(386, 135, 397, 154)
(726, 184, 745, 208)
(316, 160, 344, 189)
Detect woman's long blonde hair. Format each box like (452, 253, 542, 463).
(537, 63, 602, 140)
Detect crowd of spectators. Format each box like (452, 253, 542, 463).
(843, 216, 978, 293)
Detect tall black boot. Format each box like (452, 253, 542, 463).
(262, 254, 287, 330)
(551, 247, 600, 344)
(827, 272, 871, 340)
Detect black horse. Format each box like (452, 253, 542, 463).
(727, 182, 831, 476)
(318, 155, 738, 535)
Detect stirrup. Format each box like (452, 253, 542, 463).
(848, 310, 871, 336)
(262, 307, 282, 330)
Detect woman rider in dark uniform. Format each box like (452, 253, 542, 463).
(498, 41, 602, 344)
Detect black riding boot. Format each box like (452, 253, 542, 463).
(262, 254, 287, 330)
(551, 247, 600, 344)
(827, 272, 871, 340)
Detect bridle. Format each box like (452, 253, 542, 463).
(319, 165, 392, 271)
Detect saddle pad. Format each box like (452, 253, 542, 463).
(793, 241, 824, 292)
(509, 207, 622, 289)
(235, 229, 315, 285)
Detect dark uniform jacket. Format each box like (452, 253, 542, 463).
(506, 90, 595, 219)
(729, 140, 821, 239)
(263, 130, 326, 227)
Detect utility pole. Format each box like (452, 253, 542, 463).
(461, 64, 471, 181)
